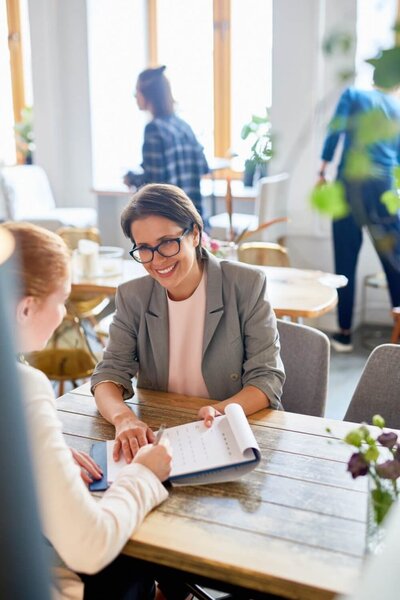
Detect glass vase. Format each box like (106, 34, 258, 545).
(366, 475, 397, 555)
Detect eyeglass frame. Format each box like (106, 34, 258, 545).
(129, 227, 192, 263)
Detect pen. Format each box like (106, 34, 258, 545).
(153, 423, 166, 445)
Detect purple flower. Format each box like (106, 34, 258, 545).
(377, 432, 398, 449)
(376, 460, 400, 480)
(347, 452, 369, 479)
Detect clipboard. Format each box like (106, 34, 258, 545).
(90, 403, 261, 490)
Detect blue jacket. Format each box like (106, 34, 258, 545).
(321, 87, 400, 177)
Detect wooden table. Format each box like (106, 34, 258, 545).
(58, 384, 367, 599)
(72, 260, 341, 320)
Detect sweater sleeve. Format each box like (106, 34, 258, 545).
(19, 364, 168, 575)
(321, 87, 353, 162)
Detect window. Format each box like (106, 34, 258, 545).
(356, 0, 398, 88)
(0, 0, 16, 164)
(87, 0, 273, 184)
(0, 0, 32, 165)
(87, 0, 148, 187)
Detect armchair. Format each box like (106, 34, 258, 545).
(0, 165, 96, 231)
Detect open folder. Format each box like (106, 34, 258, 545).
(90, 403, 261, 490)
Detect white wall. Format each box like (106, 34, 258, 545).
(28, 0, 93, 208)
(271, 0, 391, 328)
(27, 0, 393, 326)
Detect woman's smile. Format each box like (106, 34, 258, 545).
(130, 214, 203, 301)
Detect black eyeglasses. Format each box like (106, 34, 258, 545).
(129, 228, 191, 264)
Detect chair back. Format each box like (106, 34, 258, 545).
(344, 344, 400, 428)
(238, 241, 290, 267)
(57, 226, 101, 250)
(254, 172, 289, 242)
(277, 319, 329, 416)
(1, 165, 55, 219)
(26, 314, 98, 382)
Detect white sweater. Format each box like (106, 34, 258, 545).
(18, 363, 168, 600)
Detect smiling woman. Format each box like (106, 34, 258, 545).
(92, 183, 285, 470)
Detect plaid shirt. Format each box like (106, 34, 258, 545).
(129, 115, 209, 216)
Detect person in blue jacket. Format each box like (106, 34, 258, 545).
(124, 65, 209, 219)
(318, 79, 400, 351)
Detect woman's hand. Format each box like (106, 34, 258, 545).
(134, 440, 172, 482)
(114, 414, 155, 463)
(198, 405, 222, 428)
(70, 448, 103, 486)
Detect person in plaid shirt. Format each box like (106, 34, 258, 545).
(124, 66, 209, 219)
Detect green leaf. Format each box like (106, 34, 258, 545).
(381, 190, 400, 215)
(344, 430, 363, 447)
(365, 446, 380, 463)
(343, 149, 375, 180)
(251, 114, 269, 125)
(310, 182, 350, 219)
(322, 30, 354, 56)
(367, 47, 400, 89)
(372, 415, 386, 429)
(356, 109, 400, 146)
(241, 124, 251, 140)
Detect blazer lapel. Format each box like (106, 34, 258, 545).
(145, 282, 169, 390)
(203, 253, 224, 356)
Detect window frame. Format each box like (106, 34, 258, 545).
(6, 0, 25, 163)
(147, 0, 232, 162)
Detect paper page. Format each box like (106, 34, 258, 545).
(224, 403, 260, 460)
(165, 415, 252, 478)
(104, 405, 259, 483)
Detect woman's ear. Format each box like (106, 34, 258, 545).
(16, 296, 37, 326)
(192, 224, 201, 247)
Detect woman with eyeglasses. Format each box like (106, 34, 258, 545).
(92, 183, 285, 464)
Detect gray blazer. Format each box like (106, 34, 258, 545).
(91, 252, 285, 409)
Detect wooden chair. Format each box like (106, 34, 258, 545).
(57, 227, 111, 338)
(344, 344, 400, 429)
(391, 307, 400, 343)
(237, 241, 290, 267)
(277, 319, 329, 416)
(25, 314, 98, 396)
(57, 226, 101, 250)
(208, 173, 289, 242)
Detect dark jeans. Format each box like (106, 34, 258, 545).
(79, 555, 155, 600)
(333, 176, 400, 330)
(78, 554, 191, 600)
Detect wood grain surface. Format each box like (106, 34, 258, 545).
(59, 385, 367, 599)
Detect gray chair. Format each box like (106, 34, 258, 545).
(344, 344, 400, 428)
(277, 319, 330, 417)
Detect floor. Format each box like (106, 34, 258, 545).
(325, 323, 393, 420)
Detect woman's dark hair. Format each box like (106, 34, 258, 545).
(121, 184, 204, 260)
(137, 66, 174, 118)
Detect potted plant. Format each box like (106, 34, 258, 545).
(14, 106, 35, 164)
(241, 109, 272, 186)
(330, 414, 400, 554)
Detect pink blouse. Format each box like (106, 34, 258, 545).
(167, 272, 209, 398)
